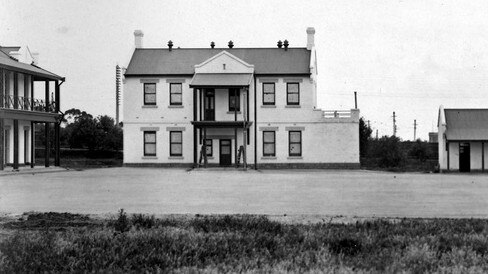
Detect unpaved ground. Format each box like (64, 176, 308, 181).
(1, 167, 488, 218)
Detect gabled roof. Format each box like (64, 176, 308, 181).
(0, 47, 64, 81)
(444, 109, 488, 140)
(125, 48, 311, 76)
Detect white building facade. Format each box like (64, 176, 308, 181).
(123, 28, 360, 168)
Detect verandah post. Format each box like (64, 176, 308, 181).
(54, 80, 60, 166)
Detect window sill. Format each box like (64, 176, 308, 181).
(142, 156, 158, 159)
(287, 156, 303, 159)
(168, 156, 184, 160)
(261, 105, 276, 108)
(261, 156, 277, 160)
(285, 105, 301, 108)
(168, 105, 183, 108)
(227, 111, 242, 114)
(142, 105, 158, 108)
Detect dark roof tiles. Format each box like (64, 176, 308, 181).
(125, 48, 311, 76)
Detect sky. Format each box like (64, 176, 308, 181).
(1, 0, 488, 141)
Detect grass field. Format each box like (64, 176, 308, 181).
(1, 212, 488, 273)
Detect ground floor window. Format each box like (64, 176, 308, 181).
(205, 139, 213, 156)
(263, 131, 276, 157)
(143, 131, 156, 156)
(289, 131, 302, 156)
(170, 131, 183, 156)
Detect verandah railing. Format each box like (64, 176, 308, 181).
(322, 110, 352, 118)
(0, 95, 57, 112)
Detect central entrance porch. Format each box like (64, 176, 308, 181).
(191, 122, 252, 168)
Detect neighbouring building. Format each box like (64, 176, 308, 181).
(0, 45, 65, 170)
(438, 106, 488, 172)
(428, 132, 438, 143)
(122, 28, 359, 168)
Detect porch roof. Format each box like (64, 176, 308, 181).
(191, 121, 253, 128)
(0, 48, 64, 81)
(189, 73, 252, 88)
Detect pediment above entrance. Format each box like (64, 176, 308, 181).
(194, 51, 254, 74)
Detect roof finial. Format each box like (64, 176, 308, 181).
(168, 40, 173, 51)
(210, 41, 215, 48)
(283, 40, 289, 50)
(228, 40, 234, 48)
(277, 40, 283, 48)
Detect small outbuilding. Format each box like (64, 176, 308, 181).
(438, 106, 488, 172)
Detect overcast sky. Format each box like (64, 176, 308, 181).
(2, 0, 488, 140)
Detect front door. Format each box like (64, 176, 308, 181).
(219, 139, 232, 166)
(459, 142, 470, 172)
(204, 89, 215, 121)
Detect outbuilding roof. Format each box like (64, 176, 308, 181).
(0, 47, 64, 81)
(444, 109, 488, 141)
(125, 48, 311, 76)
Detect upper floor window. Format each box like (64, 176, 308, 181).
(286, 83, 299, 105)
(143, 131, 156, 156)
(144, 83, 156, 105)
(229, 89, 240, 112)
(289, 131, 302, 156)
(170, 131, 183, 156)
(262, 83, 275, 105)
(170, 83, 182, 105)
(263, 131, 276, 157)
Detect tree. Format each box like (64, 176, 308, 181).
(61, 108, 122, 151)
(409, 139, 432, 162)
(359, 117, 372, 157)
(369, 135, 406, 168)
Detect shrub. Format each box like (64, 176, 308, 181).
(369, 136, 406, 168)
(131, 214, 156, 229)
(328, 237, 362, 256)
(409, 139, 432, 162)
(112, 209, 130, 232)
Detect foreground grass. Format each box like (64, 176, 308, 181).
(1, 213, 488, 273)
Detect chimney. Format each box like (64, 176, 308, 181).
(277, 40, 283, 48)
(306, 27, 315, 50)
(283, 40, 289, 51)
(168, 40, 173, 51)
(31, 52, 39, 65)
(228, 40, 234, 48)
(134, 30, 144, 48)
(210, 41, 215, 48)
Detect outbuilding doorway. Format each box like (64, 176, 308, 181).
(459, 142, 470, 172)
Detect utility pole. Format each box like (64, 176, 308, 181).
(367, 120, 370, 129)
(376, 129, 378, 140)
(393, 112, 397, 136)
(413, 119, 417, 141)
(115, 65, 121, 125)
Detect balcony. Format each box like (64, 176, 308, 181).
(1, 95, 57, 113)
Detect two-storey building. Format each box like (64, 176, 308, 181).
(123, 28, 359, 168)
(0, 45, 64, 170)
